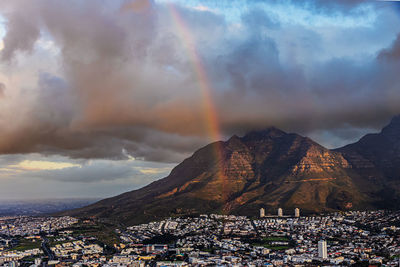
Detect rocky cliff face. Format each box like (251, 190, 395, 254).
(64, 116, 400, 225)
(335, 116, 400, 208)
(337, 116, 400, 179)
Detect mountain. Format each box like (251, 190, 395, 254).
(335, 115, 400, 208)
(64, 117, 400, 225)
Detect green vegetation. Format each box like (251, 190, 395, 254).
(201, 248, 214, 253)
(251, 242, 290, 250)
(21, 257, 35, 262)
(63, 220, 120, 247)
(13, 238, 41, 251)
(262, 236, 289, 242)
(48, 236, 68, 247)
(247, 235, 292, 251)
(143, 233, 178, 245)
(264, 245, 290, 251)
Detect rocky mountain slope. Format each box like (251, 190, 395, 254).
(336, 115, 400, 208)
(64, 117, 400, 225)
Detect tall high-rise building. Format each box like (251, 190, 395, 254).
(260, 208, 265, 218)
(278, 208, 283, 217)
(318, 240, 327, 259)
(295, 208, 300, 217)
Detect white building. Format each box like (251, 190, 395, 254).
(278, 208, 283, 217)
(260, 208, 265, 218)
(34, 258, 42, 266)
(318, 240, 327, 259)
(295, 208, 300, 217)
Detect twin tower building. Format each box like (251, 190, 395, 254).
(259, 207, 300, 218)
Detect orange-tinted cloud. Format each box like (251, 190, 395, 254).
(0, 0, 399, 163)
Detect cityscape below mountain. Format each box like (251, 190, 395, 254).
(3, 116, 400, 266)
(62, 115, 400, 225)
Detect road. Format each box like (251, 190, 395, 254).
(41, 236, 55, 260)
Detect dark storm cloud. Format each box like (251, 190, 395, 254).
(0, 0, 208, 162)
(0, 4, 40, 62)
(0, 0, 400, 163)
(379, 34, 400, 61)
(311, 0, 367, 8)
(209, 6, 400, 137)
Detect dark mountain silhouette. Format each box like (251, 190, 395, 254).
(63, 116, 400, 225)
(336, 115, 400, 208)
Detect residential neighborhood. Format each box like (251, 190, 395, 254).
(1, 210, 400, 266)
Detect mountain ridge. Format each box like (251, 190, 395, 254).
(63, 116, 400, 225)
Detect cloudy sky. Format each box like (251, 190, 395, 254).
(0, 0, 399, 200)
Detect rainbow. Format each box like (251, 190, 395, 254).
(167, 4, 229, 203)
(167, 4, 221, 142)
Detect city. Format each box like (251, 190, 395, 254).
(1, 210, 400, 266)
(1, 0, 400, 266)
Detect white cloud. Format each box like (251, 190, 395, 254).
(0, 153, 174, 199)
(9, 160, 81, 171)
